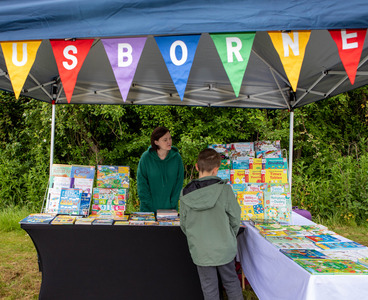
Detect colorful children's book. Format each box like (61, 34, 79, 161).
(231, 159, 249, 170)
(91, 188, 127, 217)
(51, 215, 78, 225)
(19, 213, 56, 224)
(293, 259, 368, 275)
(246, 183, 267, 192)
(315, 242, 366, 250)
(50, 164, 72, 177)
(97, 165, 130, 188)
(305, 234, 341, 243)
(114, 220, 130, 225)
(92, 218, 114, 225)
(231, 184, 247, 196)
(249, 217, 279, 227)
(58, 188, 83, 215)
(358, 258, 368, 268)
(266, 183, 290, 193)
(259, 230, 288, 237)
(264, 169, 288, 183)
(237, 191, 264, 221)
(245, 169, 263, 183)
(129, 212, 156, 222)
(230, 142, 255, 160)
(70, 177, 94, 193)
(79, 192, 92, 216)
(263, 158, 288, 169)
(254, 223, 284, 231)
(280, 249, 328, 260)
(70, 165, 95, 179)
(230, 169, 246, 184)
(249, 158, 263, 170)
(217, 169, 231, 182)
(208, 144, 231, 159)
(274, 242, 321, 250)
(75, 216, 96, 225)
(220, 159, 231, 170)
(264, 192, 292, 223)
(266, 236, 309, 244)
(255, 140, 282, 158)
(45, 188, 62, 213)
(322, 249, 368, 262)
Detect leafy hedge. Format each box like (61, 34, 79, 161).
(1, 87, 368, 224)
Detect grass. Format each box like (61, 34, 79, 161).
(1, 207, 367, 300)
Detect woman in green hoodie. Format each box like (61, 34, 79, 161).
(137, 127, 184, 212)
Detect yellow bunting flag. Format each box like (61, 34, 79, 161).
(1, 41, 42, 99)
(268, 31, 310, 92)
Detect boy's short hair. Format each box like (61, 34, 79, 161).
(197, 148, 221, 173)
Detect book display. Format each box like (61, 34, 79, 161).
(19, 213, 56, 224)
(209, 140, 290, 223)
(293, 259, 368, 275)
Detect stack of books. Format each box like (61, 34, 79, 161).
(156, 209, 180, 226)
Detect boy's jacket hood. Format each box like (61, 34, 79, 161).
(181, 176, 228, 211)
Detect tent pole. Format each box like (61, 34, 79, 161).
(50, 100, 56, 175)
(288, 110, 294, 190)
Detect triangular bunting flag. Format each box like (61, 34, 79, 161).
(1, 40, 42, 99)
(155, 35, 201, 100)
(102, 37, 147, 102)
(329, 29, 367, 85)
(210, 33, 255, 97)
(268, 31, 311, 92)
(50, 39, 94, 103)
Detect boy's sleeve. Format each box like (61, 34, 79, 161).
(137, 156, 153, 212)
(179, 191, 187, 235)
(170, 154, 185, 210)
(225, 185, 241, 235)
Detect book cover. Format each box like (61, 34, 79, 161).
(293, 259, 368, 275)
(97, 165, 130, 188)
(245, 169, 263, 183)
(208, 144, 231, 159)
(266, 183, 291, 193)
(217, 169, 231, 182)
(275, 242, 321, 250)
(75, 216, 96, 225)
(51, 164, 72, 177)
(45, 188, 62, 214)
(264, 169, 288, 183)
(79, 192, 92, 216)
(266, 236, 309, 244)
(322, 250, 368, 262)
(255, 140, 282, 158)
(49, 176, 72, 189)
(315, 241, 366, 250)
(91, 188, 127, 216)
(305, 234, 341, 243)
(358, 258, 368, 268)
(19, 213, 56, 224)
(246, 183, 267, 192)
(249, 158, 263, 170)
(259, 230, 288, 237)
(58, 188, 83, 215)
(114, 220, 130, 225)
(230, 169, 246, 184)
(263, 158, 288, 169)
(92, 218, 114, 225)
(231, 184, 247, 197)
(231, 159, 249, 170)
(51, 215, 78, 225)
(230, 142, 255, 160)
(220, 159, 231, 170)
(249, 217, 279, 226)
(129, 212, 156, 221)
(264, 192, 292, 223)
(280, 249, 328, 260)
(70, 177, 94, 193)
(71, 165, 95, 179)
(237, 191, 264, 221)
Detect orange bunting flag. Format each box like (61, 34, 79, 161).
(50, 39, 94, 103)
(268, 31, 311, 92)
(1, 40, 42, 99)
(329, 29, 367, 85)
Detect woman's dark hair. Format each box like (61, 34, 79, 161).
(151, 126, 170, 150)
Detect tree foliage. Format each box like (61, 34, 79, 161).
(1, 88, 368, 224)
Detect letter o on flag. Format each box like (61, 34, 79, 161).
(170, 40, 188, 66)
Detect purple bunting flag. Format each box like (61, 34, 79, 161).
(102, 37, 147, 101)
(155, 35, 201, 100)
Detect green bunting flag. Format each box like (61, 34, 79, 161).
(210, 32, 255, 97)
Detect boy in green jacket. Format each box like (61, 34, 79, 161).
(180, 148, 243, 300)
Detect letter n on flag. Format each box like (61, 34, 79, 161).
(155, 35, 201, 100)
(210, 32, 255, 97)
(268, 31, 311, 92)
(102, 37, 147, 102)
(1, 40, 42, 99)
(50, 39, 94, 103)
(329, 29, 367, 85)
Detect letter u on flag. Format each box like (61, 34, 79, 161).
(268, 31, 311, 92)
(155, 35, 201, 100)
(1, 40, 42, 99)
(210, 32, 255, 97)
(50, 39, 94, 103)
(102, 37, 147, 102)
(329, 29, 367, 85)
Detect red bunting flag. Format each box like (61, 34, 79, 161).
(50, 39, 94, 103)
(329, 29, 367, 85)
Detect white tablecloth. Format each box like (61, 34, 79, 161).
(237, 212, 368, 300)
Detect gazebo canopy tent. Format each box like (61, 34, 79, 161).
(1, 0, 368, 184)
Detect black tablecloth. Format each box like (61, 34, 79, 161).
(21, 224, 204, 300)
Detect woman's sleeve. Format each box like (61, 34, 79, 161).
(170, 154, 184, 210)
(137, 155, 153, 212)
